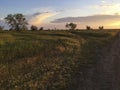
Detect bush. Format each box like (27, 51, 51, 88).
(39, 27, 44, 30)
(86, 26, 91, 30)
(31, 25, 38, 31)
(99, 26, 104, 30)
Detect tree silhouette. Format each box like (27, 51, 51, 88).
(39, 27, 44, 30)
(66, 23, 77, 30)
(5, 14, 28, 31)
(31, 25, 38, 31)
(99, 26, 104, 30)
(86, 26, 92, 30)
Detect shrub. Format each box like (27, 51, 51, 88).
(99, 26, 104, 30)
(86, 26, 91, 30)
(31, 25, 38, 31)
(39, 27, 44, 30)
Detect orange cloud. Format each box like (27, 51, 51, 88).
(29, 12, 56, 26)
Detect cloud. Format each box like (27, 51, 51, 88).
(0, 18, 5, 25)
(0, 18, 3, 21)
(101, 0, 106, 3)
(52, 15, 120, 23)
(92, 3, 120, 9)
(51, 14, 120, 29)
(86, 0, 120, 15)
(0, 18, 10, 29)
(26, 7, 55, 14)
(29, 12, 57, 26)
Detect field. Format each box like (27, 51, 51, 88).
(0, 30, 119, 89)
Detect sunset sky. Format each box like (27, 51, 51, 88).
(0, 0, 120, 29)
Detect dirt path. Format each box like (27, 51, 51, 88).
(113, 45, 120, 90)
(77, 32, 120, 90)
(96, 32, 120, 90)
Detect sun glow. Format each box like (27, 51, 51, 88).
(108, 21, 120, 26)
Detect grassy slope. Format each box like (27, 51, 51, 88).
(0, 30, 118, 90)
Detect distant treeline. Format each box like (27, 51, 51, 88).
(0, 13, 104, 31)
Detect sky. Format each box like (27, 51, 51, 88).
(0, 0, 120, 29)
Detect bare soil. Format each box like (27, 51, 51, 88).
(77, 32, 120, 90)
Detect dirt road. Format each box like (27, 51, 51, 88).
(77, 32, 120, 90)
(97, 32, 120, 90)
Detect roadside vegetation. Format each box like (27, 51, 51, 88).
(0, 30, 119, 89)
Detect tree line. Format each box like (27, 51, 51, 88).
(0, 13, 104, 31)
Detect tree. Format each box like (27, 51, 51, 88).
(31, 25, 38, 31)
(39, 27, 44, 30)
(86, 26, 91, 30)
(5, 13, 28, 31)
(65, 23, 77, 30)
(99, 26, 104, 30)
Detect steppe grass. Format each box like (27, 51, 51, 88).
(0, 30, 118, 89)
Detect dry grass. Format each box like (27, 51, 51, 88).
(0, 30, 118, 89)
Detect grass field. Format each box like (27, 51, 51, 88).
(0, 30, 119, 90)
